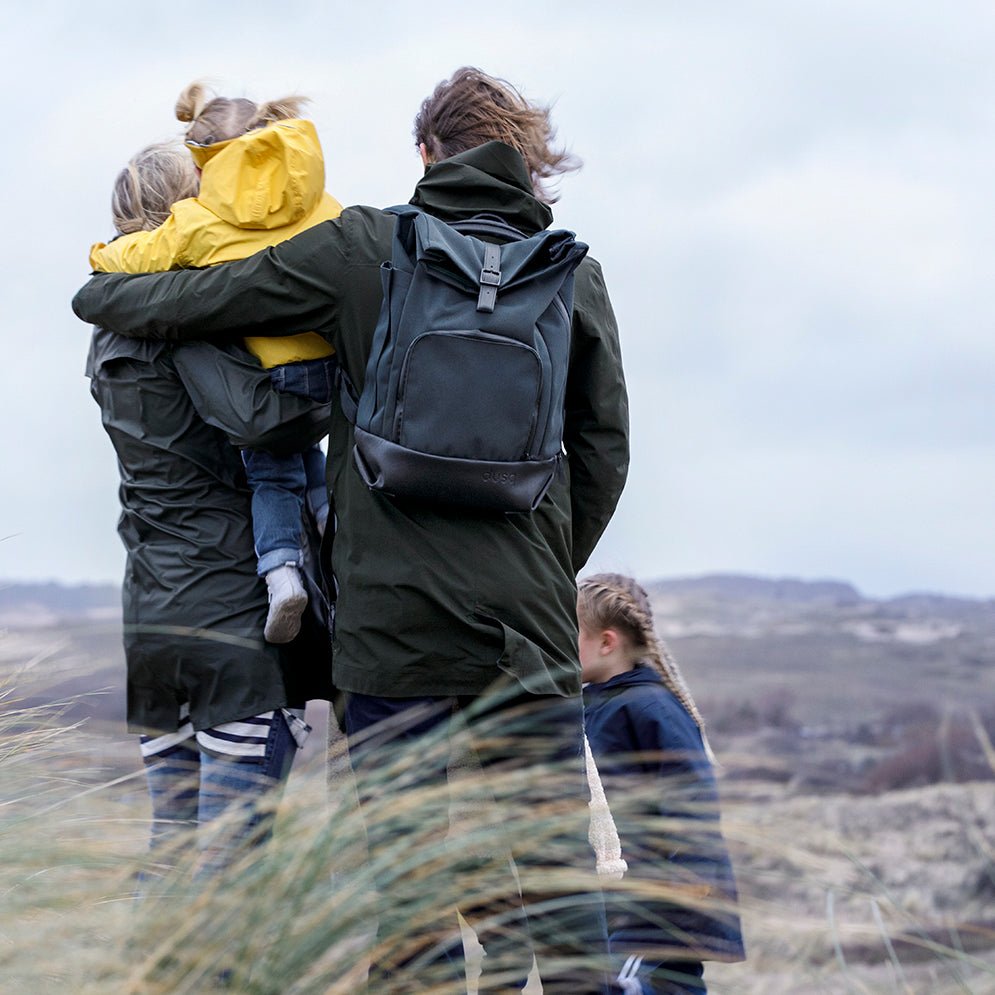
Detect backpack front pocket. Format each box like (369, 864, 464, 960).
(396, 330, 542, 460)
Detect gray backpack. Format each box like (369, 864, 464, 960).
(340, 205, 588, 512)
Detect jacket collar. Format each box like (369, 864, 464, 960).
(586, 664, 663, 692)
(186, 134, 237, 171)
(408, 141, 553, 235)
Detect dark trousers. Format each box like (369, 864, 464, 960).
(344, 683, 612, 994)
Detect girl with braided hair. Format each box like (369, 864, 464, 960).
(578, 573, 744, 995)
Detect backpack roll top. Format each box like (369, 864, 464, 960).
(351, 206, 588, 513)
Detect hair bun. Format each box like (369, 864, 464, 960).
(175, 81, 210, 123)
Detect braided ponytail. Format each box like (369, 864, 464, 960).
(578, 573, 715, 761)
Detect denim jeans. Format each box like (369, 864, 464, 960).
(344, 685, 612, 994)
(142, 710, 298, 877)
(242, 356, 335, 574)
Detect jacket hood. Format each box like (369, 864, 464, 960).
(191, 118, 326, 230)
(409, 141, 554, 235)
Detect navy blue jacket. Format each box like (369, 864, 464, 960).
(583, 666, 745, 962)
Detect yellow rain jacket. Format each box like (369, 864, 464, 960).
(90, 119, 341, 369)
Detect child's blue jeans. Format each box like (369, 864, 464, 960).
(241, 356, 334, 575)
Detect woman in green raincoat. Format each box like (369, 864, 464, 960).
(86, 141, 333, 875)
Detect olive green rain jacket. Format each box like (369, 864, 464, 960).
(87, 331, 334, 734)
(75, 142, 629, 701)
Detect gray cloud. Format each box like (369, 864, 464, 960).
(1, 2, 992, 597)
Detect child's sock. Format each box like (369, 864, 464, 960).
(264, 564, 308, 643)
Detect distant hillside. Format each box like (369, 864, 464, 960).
(2, 571, 993, 791)
(647, 571, 993, 614)
(2, 573, 992, 627)
(647, 572, 863, 604)
(0, 580, 120, 625)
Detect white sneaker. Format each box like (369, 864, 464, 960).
(264, 564, 308, 643)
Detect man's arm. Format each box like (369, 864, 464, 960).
(171, 343, 331, 455)
(563, 257, 630, 573)
(73, 212, 364, 342)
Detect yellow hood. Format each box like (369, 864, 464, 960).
(190, 118, 327, 230)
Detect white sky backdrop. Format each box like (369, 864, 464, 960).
(2, 1, 992, 599)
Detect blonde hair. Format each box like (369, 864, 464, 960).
(175, 80, 310, 146)
(577, 574, 712, 752)
(111, 141, 199, 235)
(413, 67, 580, 204)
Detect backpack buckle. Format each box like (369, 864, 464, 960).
(477, 243, 502, 313)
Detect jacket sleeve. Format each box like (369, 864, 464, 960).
(563, 257, 629, 573)
(89, 213, 189, 273)
(72, 211, 358, 342)
(170, 343, 331, 455)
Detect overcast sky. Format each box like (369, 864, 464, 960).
(2, 2, 992, 599)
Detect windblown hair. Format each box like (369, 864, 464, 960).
(413, 67, 580, 204)
(577, 574, 711, 745)
(111, 141, 199, 235)
(175, 80, 310, 146)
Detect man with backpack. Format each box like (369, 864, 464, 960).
(75, 67, 629, 993)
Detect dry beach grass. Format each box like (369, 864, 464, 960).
(2, 577, 994, 993)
